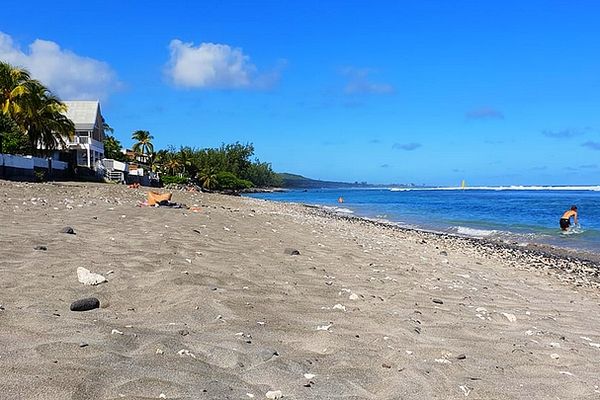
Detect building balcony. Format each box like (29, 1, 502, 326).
(66, 136, 104, 153)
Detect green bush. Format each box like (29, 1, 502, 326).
(160, 175, 189, 185)
(34, 170, 47, 182)
(215, 171, 253, 190)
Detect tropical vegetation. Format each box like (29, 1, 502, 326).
(0, 61, 74, 155)
(108, 135, 281, 190)
(132, 130, 154, 158)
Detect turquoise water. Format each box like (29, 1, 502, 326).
(247, 187, 600, 253)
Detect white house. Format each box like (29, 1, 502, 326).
(62, 101, 105, 168)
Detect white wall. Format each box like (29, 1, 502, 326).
(1, 154, 67, 170)
(2, 154, 34, 169)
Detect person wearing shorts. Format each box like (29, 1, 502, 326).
(560, 205, 578, 231)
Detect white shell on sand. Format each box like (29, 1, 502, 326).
(177, 349, 196, 358)
(332, 304, 346, 311)
(435, 358, 451, 364)
(349, 293, 359, 300)
(501, 312, 517, 322)
(77, 267, 107, 286)
(265, 390, 283, 399)
(459, 385, 471, 396)
(304, 373, 315, 379)
(111, 329, 123, 335)
(550, 353, 560, 359)
(316, 324, 332, 331)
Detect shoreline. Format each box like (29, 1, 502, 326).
(250, 195, 600, 266)
(286, 201, 600, 288)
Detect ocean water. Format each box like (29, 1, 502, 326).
(246, 187, 600, 253)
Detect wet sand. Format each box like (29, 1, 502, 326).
(1, 180, 599, 399)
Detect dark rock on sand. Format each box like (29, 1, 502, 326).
(61, 226, 76, 234)
(259, 348, 280, 361)
(284, 248, 300, 256)
(439, 251, 448, 256)
(457, 354, 466, 360)
(432, 298, 444, 304)
(34, 245, 47, 251)
(70, 297, 100, 311)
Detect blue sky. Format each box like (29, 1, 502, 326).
(2, 1, 599, 185)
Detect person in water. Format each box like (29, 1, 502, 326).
(560, 205, 578, 231)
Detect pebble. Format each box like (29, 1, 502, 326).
(432, 298, 444, 304)
(265, 390, 283, 399)
(61, 226, 76, 234)
(284, 248, 300, 256)
(34, 245, 47, 251)
(178, 349, 196, 358)
(457, 354, 467, 360)
(178, 329, 190, 336)
(70, 297, 100, 311)
(502, 312, 517, 323)
(439, 251, 448, 256)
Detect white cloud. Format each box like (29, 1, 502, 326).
(165, 39, 281, 89)
(341, 67, 394, 95)
(0, 32, 119, 101)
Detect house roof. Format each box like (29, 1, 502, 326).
(62, 101, 102, 131)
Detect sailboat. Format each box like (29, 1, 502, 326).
(461, 179, 466, 190)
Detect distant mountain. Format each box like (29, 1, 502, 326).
(277, 173, 371, 189)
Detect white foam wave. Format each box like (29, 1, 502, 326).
(390, 185, 600, 192)
(561, 225, 585, 235)
(323, 206, 354, 214)
(456, 226, 497, 237)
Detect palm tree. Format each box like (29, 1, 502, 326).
(132, 130, 154, 160)
(198, 166, 218, 190)
(18, 81, 74, 155)
(163, 156, 182, 176)
(177, 146, 193, 175)
(0, 61, 31, 117)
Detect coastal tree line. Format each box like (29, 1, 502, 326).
(106, 131, 282, 190)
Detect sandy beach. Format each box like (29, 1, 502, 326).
(1, 180, 600, 400)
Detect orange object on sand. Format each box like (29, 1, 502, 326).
(147, 191, 173, 206)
